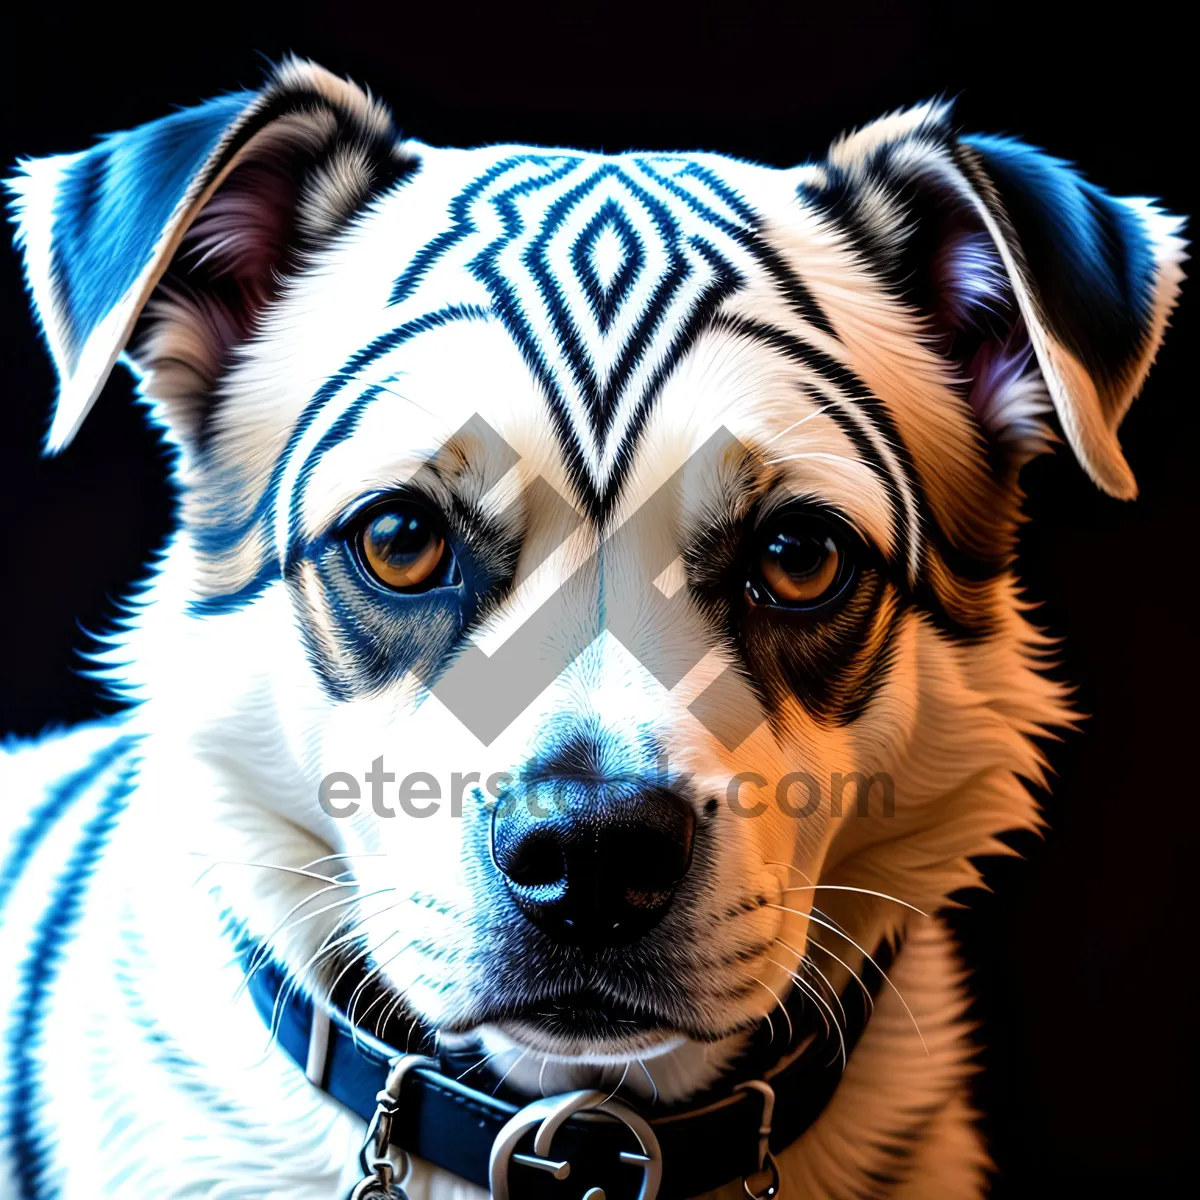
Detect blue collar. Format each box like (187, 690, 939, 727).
(243, 943, 889, 1200)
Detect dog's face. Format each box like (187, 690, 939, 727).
(10, 61, 1183, 1100)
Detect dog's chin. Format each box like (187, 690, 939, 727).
(478, 991, 686, 1057)
(442, 1016, 751, 1106)
(495, 1020, 685, 1061)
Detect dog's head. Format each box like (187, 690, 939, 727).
(10, 60, 1184, 1101)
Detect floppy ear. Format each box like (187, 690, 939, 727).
(7, 56, 411, 453)
(802, 102, 1186, 498)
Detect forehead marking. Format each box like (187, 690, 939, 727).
(390, 154, 772, 518)
(262, 156, 839, 569)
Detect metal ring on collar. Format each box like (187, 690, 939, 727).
(735, 1080, 780, 1200)
(489, 1088, 663, 1200)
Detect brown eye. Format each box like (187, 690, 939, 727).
(358, 504, 447, 591)
(751, 517, 851, 609)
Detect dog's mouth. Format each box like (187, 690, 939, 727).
(455, 989, 681, 1056)
(437, 989, 754, 1104)
(334, 951, 694, 1058)
(508, 990, 667, 1037)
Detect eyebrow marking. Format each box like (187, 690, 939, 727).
(711, 313, 924, 582)
(273, 304, 493, 568)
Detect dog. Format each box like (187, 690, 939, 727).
(0, 57, 1185, 1199)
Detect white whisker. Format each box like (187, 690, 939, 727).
(759, 403, 835, 447)
(327, 926, 400, 1008)
(603, 1060, 631, 1104)
(636, 1057, 659, 1106)
(776, 934, 872, 1013)
(269, 896, 406, 1010)
(492, 1049, 529, 1096)
(404, 1012, 425, 1053)
(763, 451, 877, 475)
(235, 887, 397, 1000)
(375, 991, 410, 1040)
(781, 884, 927, 917)
(455, 1044, 512, 1083)
(354, 978, 407, 1034)
(751, 976, 793, 1047)
(765, 859, 815, 885)
(190, 853, 353, 889)
(236, 882, 354, 992)
(767, 956, 845, 1068)
(299, 851, 388, 874)
(768, 903, 927, 1053)
(346, 944, 408, 1047)
(801, 957, 849, 1032)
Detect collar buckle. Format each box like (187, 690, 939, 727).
(489, 1088, 663, 1200)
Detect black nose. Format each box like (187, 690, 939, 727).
(490, 780, 695, 948)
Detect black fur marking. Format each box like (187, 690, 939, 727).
(709, 313, 1006, 643)
(710, 312, 918, 576)
(742, 569, 904, 727)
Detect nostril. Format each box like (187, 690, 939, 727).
(490, 779, 696, 947)
(618, 826, 693, 893)
(501, 830, 566, 890)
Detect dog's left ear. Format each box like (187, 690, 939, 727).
(803, 102, 1187, 497)
(8, 56, 411, 454)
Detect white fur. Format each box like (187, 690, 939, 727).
(1, 81, 1184, 1199)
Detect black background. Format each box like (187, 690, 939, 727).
(1, 2, 1195, 1193)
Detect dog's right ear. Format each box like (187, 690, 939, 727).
(8, 57, 411, 454)
(802, 102, 1186, 500)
